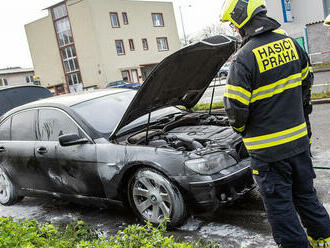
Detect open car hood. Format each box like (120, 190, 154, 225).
(111, 35, 236, 138)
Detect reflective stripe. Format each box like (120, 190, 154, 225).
(243, 123, 307, 150)
(233, 125, 246, 133)
(250, 73, 302, 103)
(302, 65, 311, 80)
(308, 236, 330, 248)
(224, 84, 251, 106)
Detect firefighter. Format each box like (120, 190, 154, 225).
(220, 0, 330, 247)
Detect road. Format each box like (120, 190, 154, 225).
(1, 104, 329, 248)
(199, 70, 330, 104)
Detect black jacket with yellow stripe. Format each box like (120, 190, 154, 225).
(224, 30, 313, 162)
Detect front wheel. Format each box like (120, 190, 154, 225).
(0, 167, 24, 206)
(128, 168, 186, 227)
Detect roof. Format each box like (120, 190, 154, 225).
(25, 88, 132, 107)
(0, 85, 45, 91)
(0, 67, 34, 75)
(43, 0, 65, 10)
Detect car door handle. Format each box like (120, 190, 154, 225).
(36, 147, 48, 154)
(0, 146, 6, 153)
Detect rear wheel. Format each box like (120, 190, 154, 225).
(128, 168, 186, 227)
(0, 167, 24, 206)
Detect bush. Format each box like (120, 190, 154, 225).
(0, 217, 221, 248)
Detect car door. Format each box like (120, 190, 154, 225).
(35, 108, 105, 197)
(0, 110, 40, 191)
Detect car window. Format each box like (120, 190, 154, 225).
(11, 110, 37, 141)
(38, 109, 84, 141)
(0, 118, 11, 140)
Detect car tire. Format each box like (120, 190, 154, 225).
(128, 168, 186, 227)
(0, 167, 24, 206)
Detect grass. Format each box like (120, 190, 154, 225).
(311, 90, 330, 100)
(312, 62, 330, 69)
(192, 101, 224, 111)
(0, 217, 226, 248)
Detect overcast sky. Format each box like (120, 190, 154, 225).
(0, 0, 224, 69)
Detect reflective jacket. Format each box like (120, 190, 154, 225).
(224, 31, 313, 162)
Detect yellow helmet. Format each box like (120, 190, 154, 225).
(220, 0, 267, 29)
(324, 15, 330, 26)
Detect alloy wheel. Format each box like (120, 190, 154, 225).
(0, 170, 10, 204)
(132, 172, 173, 224)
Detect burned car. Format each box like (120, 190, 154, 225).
(0, 36, 255, 226)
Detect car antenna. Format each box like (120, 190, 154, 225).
(145, 110, 152, 145)
(208, 77, 217, 115)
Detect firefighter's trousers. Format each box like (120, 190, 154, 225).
(251, 150, 330, 248)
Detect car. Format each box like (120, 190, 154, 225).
(217, 63, 231, 78)
(0, 85, 52, 117)
(106, 80, 142, 90)
(0, 36, 255, 227)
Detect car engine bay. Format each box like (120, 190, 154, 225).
(119, 112, 249, 161)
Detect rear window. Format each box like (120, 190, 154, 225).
(11, 110, 37, 141)
(0, 118, 11, 140)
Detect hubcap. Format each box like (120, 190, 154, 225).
(0, 171, 10, 203)
(133, 173, 172, 223)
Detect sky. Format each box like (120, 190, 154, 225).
(0, 0, 224, 69)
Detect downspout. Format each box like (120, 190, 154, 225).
(304, 27, 310, 54)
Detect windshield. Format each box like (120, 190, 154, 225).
(72, 91, 183, 135)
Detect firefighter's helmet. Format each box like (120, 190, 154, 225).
(220, 0, 267, 29)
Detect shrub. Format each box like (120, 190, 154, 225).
(0, 217, 222, 248)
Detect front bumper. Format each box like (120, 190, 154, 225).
(172, 158, 256, 213)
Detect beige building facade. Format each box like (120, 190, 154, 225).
(25, 0, 181, 95)
(0, 68, 35, 87)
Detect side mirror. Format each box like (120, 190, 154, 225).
(58, 134, 89, 147)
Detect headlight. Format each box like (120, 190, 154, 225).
(184, 153, 236, 175)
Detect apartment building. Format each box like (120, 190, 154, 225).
(0, 67, 35, 87)
(25, 0, 181, 94)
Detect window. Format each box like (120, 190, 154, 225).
(121, 70, 131, 82)
(11, 110, 37, 141)
(0, 78, 8, 86)
(128, 39, 135, 51)
(26, 75, 34, 84)
(61, 46, 79, 73)
(0, 118, 11, 140)
(55, 17, 73, 47)
(67, 73, 82, 86)
(324, 0, 330, 16)
(152, 13, 164, 27)
(156, 37, 169, 51)
(115, 40, 125, 55)
(52, 4, 67, 20)
(142, 39, 149, 50)
(122, 12, 128, 25)
(38, 109, 83, 141)
(110, 12, 120, 28)
(131, 69, 139, 83)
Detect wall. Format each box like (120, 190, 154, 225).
(25, 17, 65, 88)
(265, 0, 325, 38)
(85, 0, 181, 87)
(0, 71, 34, 86)
(306, 22, 330, 64)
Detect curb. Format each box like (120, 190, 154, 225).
(312, 98, 330, 105)
(313, 67, 330, 73)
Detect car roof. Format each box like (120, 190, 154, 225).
(24, 88, 132, 107)
(0, 88, 133, 121)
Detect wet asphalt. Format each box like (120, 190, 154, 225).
(0, 104, 329, 248)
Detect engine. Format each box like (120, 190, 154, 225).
(122, 113, 248, 160)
